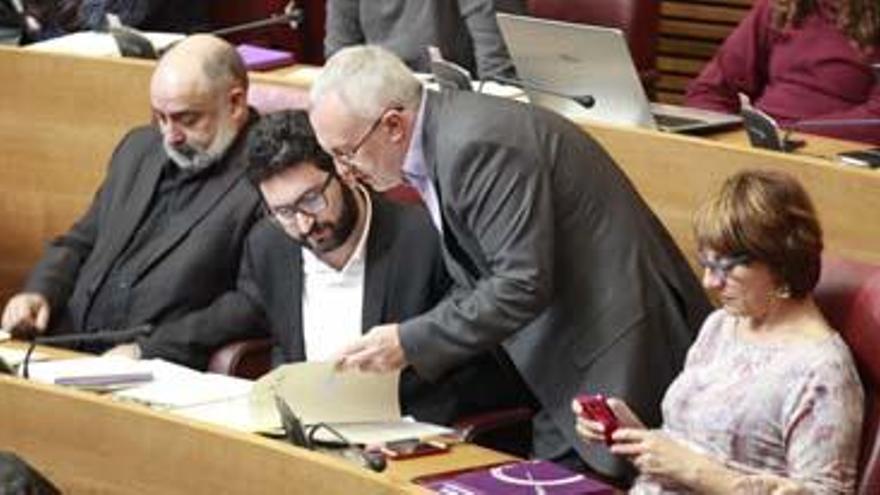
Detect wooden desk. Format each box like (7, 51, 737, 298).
(578, 120, 880, 265)
(0, 342, 514, 493)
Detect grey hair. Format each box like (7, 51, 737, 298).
(310, 45, 422, 121)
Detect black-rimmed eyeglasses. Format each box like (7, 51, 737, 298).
(266, 172, 335, 223)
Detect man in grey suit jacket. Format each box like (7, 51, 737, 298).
(325, 0, 522, 79)
(309, 46, 712, 479)
(237, 110, 529, 424)
(0, 35, 263, 370)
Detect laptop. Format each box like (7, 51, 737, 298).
(496, 13, 741, 133)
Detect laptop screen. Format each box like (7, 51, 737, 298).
(497, 13, 656, 128)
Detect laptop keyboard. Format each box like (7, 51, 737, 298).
(652, 112, 705, 129)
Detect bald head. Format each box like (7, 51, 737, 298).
(150, 35, 250, 171)
(152, 34, 248, 96)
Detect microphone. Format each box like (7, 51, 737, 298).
(274, 395, 387, 473)
(111, 1, 305, 59)
(485, 74, 595, 110)
(743, 107, 880, 152)
(211, 1, 304, 37)
(785, 118, 880, 129)
(741, 107, 803, 152)
(427, 57, 595, 110)
(21, 324, 154, 379)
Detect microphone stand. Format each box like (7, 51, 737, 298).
(211, 2, 304, 37)
(21, 324, 153, 379)
(787, 118, 880, 128)
(274, 395, 387, 472)
(427, 57, 595, 110)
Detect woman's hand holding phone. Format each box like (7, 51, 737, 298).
(572, 394, 646, 446)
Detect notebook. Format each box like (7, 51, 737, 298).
(497, 13, 741, 133)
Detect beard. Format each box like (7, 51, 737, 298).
(304, 182, 360, 254)
(165, 117, 238, 171)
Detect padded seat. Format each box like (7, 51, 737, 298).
(813, 255, 880, 494)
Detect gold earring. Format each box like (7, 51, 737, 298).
(775, 285, 791, 299)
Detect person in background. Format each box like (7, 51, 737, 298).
(575, 170, 864, 493)
(324, 0, 522, 79)
(20, 0, 209, 42)
(238, 109, 530, 424)
(18, 0, 80, 42)
(309, 45, 711, 480)
(76, 0, 209, 33)
(0, 35, 263, 369)
(685, 0, 880, 144)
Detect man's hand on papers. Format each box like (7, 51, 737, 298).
(104, 342, 142, 360)
(334, 323, 406, 373)
(1, 292, 50, 338)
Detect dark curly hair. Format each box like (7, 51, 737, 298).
(245, 109, 335, 185)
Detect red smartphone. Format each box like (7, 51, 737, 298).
(576, 394, 619, 445)
(380, 439, 449, 460)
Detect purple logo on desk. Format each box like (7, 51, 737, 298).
(423, 459, 614, 495)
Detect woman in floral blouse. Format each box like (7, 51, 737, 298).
(574, 170, 864, 494)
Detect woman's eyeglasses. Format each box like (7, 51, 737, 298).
(698, 252, 752, 281)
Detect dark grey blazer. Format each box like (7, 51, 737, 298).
(24, 118, 264, 370)
(398, 90, 712, 476)
(237, 194, 524, 425)
(324, 0, 520, 78)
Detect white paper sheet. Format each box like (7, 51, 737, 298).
(113, 360, 253, 409)
(25, 31, 183, 57)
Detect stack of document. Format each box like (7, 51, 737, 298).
(27, 356, 154, 389)
(113, 359, 252, 409)
(174, 362, 452, 444)
(255, 362, 452, 444)
(24, 356, 451, 444)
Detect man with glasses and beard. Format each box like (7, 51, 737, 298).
(0, 34, 265, 370)
(234, 109, 531, 425)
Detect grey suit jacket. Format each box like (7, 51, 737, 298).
(24, 117, 264, 370)
(398, 90, 712, 476)
(324, 0, 519, 78)
(237, 194, 519, 425)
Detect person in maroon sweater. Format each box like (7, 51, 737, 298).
(686, 0, 880, 144)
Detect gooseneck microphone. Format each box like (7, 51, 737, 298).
(211, 1, 305, 37)
(21, 324, 154, 379)
(786, 118, 880, 129)
(485, 74, 596, 110)
(274, 395, 387, 473)
(428, 57, 595, 110)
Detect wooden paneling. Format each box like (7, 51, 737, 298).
(657, 0, 754, 102)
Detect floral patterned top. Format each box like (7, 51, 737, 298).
(631, 309, 864, 494)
